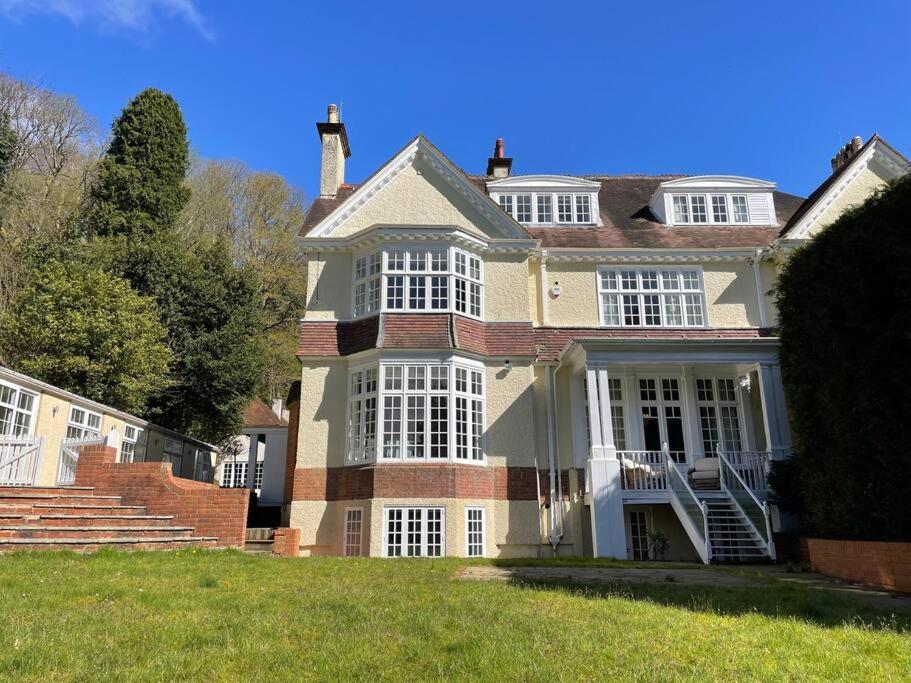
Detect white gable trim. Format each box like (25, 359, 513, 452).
(486, 175, 602, 192)
(306, 135, 530, 240)
(781, 139, 910, 240)
(657, 176, 776, 191)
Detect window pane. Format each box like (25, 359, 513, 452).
(696, 378, 714, 402)
(345, 509, 363, 557)
(601, 293, 620, 326)
(700, 405, 719, 454)
(536, 194, 553, 222)
(386, 275, 404, 309)
(408, 276, 426, 309)
(660, 271, 679, 290)
(672, 195, 689, 223)
(684, 294, 704, 326)
(620, 271, 637, 290)
(711, 195, 728, 222)
(469, 282, 482, 317)
(732, 195, 749, 222)
(386, 508, 403, 557)
(643, 294, 661, 325)
(681, 271, 700, 290)
(664, 294, 682, 326)
(387, 250, 405, 271)
(406, 396, 425, 458)
(425, 508, 443, 557)
(721, 405, 742, 451)
(515, 194, 532, 222)
(498, 195, 514, 217)
(430, 276, 448, 310)
(430, 250, 448, 272)
(622, 294, 640, 326)
(470, 399, 483, 460)
(431, 366, 449, 391)
(467, 508, 484, 557)
(454, 367, 467, 393)
(382, 396, 402, 458)
(455, 396, 468, 459)
(690, 195, 707, 222)
(407, 366, 425, 391)
(557, 194, 573, 222)
(407, 508, 422, 556)
(429, 396, 448, 458)
(600, 270, 618, 291)
(407, 250, 427, 272)
(575, 195, 592, 223)
(384, 366, 403, 391)
(641, 271, 659, 290)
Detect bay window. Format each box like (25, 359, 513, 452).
(353, 246, 483, 319)
(598, 267, 706, 328)
(347, 360, 485, 464)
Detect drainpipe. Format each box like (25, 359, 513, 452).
(550, 362, 565, 547)
(751, 249, 768, 328)
(543, 365, 561, 553)
(540, 254, 549, 326)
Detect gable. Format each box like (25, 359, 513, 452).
(781, 136, 910, 240)
(305, 136, 529, 242)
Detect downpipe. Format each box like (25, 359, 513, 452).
(544, 365, 563, 554)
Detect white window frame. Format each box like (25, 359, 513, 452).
(596, 266, 707, 328)
(0, 379, 39, 438)
(344, 507, 364, 557)
(346, 358, 486, 466)
(695, 377, 744, 455)
(669, 193, 751, 225)
(628, 509, 650, 561)
(66, 405, 102, 440)
(492, 191, 598, 226)
(465, 506, 485, 557)
(383, 506, 446, 558)
(253, 460, 264, 491)
(351, 245, 484, 320)
(119, 424, 145, 463)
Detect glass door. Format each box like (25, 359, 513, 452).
(638, 377, 687, 463)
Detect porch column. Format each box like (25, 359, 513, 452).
(586, 365, 625, 558)
(756, 363, 792, 460)
(247, 433, 258, 495)
(680, 366, 701, 461)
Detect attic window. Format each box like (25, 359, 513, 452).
(495, 191, 597, 225)
(671, 194, 750, 225)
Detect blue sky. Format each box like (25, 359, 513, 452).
(0, 0, 908, 199)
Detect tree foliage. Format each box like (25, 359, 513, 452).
(0, 257, 171, 414)
(771, 175, 911, 541)
(83, 88, 189, 239)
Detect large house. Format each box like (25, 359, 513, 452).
(287, 105, 909, 561)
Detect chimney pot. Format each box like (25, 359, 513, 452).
(486, 137, 513, 178)
(830, 135, 865, 174)
(327, 103, 339, 124)
(851, 136, 863, 152)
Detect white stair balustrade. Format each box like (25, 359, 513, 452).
(664, 446, 711, 564)
(717, 446, 776, 560)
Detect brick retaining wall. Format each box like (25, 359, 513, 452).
(75, 445, 249, 548)
(273, 527, 300, 557)
(805, 538, 911, 593)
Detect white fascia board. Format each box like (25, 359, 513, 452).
(658, 175, 777, 191)
(0, 365, 217, 450)
(486, 174, 603, 192)
(300, 225, 539, 254)
(540, 247, 763, 263)
(564, 337, 781, 366)
(306, 135, 530, 241)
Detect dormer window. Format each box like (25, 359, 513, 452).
(651, 176, 777, 227)
(670, 193, 751, 225)
(487, 175, 602, 227)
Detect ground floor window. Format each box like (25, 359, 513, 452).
(384, 507, 445, 557)
(344, 508, 363, 557)
(119, 424, 145, 463)
(253, 461, 264, 491)
(221, 461, 248, 488)
(466, 507, 485, 557)
(629, 510, 649, 560)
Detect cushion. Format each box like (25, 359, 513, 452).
(690, 470, 719, 480)
(694, 458, 720, 472)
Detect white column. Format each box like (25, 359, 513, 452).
(595, 367, 616, 459)
(587, 457, 627, 558)
(247, 433, 258, 494)
(737, 376, 756, 451)
(625, 372, 643, 450)
(680, 366, 701, 463)
(585, 368, 604, 458)
(756, 363, 792, 460)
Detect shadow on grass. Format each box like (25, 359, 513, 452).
(505, 578, 910, 633)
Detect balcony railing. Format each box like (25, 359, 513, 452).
(0, 436, 44, 486)
(618, 449, 771, 496)
(724, 450, 770, 494)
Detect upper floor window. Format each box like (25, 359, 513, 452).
(496, 191, 597, 225)
(120, 424, 146, 463)
(0, 381, 37, 437)
(353, 247, 483, 319)
(347, 360, 485, 465)
(598, 267, 706, 328)
(671, 193, 750, 225)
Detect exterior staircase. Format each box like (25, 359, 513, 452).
(0, 486, 218, 552)
(702, 497, 769, 563)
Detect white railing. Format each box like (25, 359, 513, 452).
(718, 447, 776, 560)
(724, 450, 771, 494)
(666, 450, 711, 564)
(0, 436, 44, 486)
(617, 451, 667, 491)
(56, 434, 105, 485)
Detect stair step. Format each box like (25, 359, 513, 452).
(0, 494, 121, 505)
(35, 515, 175, 527)
(32, 505, 148, 515)
(0, 486, 94, 496)
(0, 537, 218, 552)
(0, 526, 194, 539)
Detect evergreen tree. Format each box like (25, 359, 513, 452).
(83, 88, 189, 238)
(0, 257, 172, 414)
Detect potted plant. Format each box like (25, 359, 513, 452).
(647, 529, 670, 561)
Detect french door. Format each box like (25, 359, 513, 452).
(638, 377, 687, 463)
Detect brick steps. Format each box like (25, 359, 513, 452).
(0, 487, 221, 553)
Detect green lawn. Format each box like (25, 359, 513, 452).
(0, 551, 908, 681)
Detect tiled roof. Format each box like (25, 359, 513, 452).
(300, 175, 804, 249)
(243, 399, 288, 428)
(532, 327, 774, 362)
(298, 315, 770, 362)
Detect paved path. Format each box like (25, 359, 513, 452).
(455, 565, 760, 587)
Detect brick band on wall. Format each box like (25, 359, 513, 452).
(292, 465, 577, 502)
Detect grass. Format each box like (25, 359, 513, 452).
(0, 551, 908, 681)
